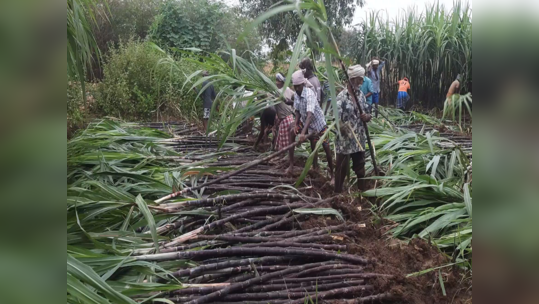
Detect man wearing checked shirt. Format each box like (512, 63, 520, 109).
(287, 70, 335, 185)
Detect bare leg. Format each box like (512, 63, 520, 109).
(286, 128, 296, 175)
(203, 119, 208, 133)
(309, 139, 319, 171)
(323, 143, 335, 185)
(334, 153, 348, 193)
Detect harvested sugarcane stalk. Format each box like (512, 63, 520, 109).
(268, 273, 393, 284)
(182, 261, 332, 304)
(195, 235, 285, 243)
(226, 272, 256, 283)
(284, 285, 376, 304)
(288, 264, 361, 278)
(171, 256, 292, 278)
(159, 241, 225, 253)
(250, 211, 296, 233)
(240, 242, 347, 251)
(244, 280, 365, 293)
(156, 134, 316, 203)
(136, 247, 370, 265)
(207, 284, 374, 302)
(162, 192, 302, 210)
(164, 203, 311, 246)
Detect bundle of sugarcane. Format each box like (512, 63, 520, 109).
(132, 190, 394, 304)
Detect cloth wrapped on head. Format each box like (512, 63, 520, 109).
(292, 70, 307, 85)
(371, 60, 380, 65)
(348, 65, 365, 79)
(276, 73, 286, 82)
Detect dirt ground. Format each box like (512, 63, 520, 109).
(253, 137, 472, 304)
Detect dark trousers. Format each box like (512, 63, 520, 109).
(334, 151, 366, 193)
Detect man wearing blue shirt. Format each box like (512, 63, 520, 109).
(367, 58, 385, 117)
(360, 76, 375, 116)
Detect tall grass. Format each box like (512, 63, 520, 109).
(67, 0, 106, 99)
(353, 1, 472, 108)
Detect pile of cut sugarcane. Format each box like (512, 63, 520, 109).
(126, 123, 396, 304)
(134, 190, 394, 304)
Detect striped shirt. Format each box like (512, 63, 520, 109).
(294, 87, 326, 133)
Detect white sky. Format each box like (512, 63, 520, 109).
(351, 0, 457, 24)
(222, 0, 462, 24)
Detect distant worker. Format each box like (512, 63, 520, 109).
(200, 71, 217, 131)
(334, 65, 372, 193)
(366, 57, 385, 108)
(446, 74, 462, 104)
(253, 106, 276, 151)
(272, 73, 296, 152)
(288, 70, 334, 185)
(360, 74, 375, 116)
(299, 58, 323, 106)
(323, 72, 332, 114)
(395, 77, 411, 111)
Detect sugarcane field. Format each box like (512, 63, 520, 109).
(67, 1, 472, 303)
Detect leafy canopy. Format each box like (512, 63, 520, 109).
(150, 0, 262, 55)
(240, 0, 364, 47)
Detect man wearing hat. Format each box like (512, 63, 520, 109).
(288, 70, 334, 184)
(334, 65, 372, 193)
(367, 57, 385, 109)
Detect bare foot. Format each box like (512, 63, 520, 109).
(285, 167, 294, 176)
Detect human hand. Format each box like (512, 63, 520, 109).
(360, 113, 372, 122)
(299, 133, 307, 142)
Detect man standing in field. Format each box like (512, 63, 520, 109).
(299, 58, 323, 106)
(396, 77, 411, 111)
(367, 58, 385, 109)
(288, 70, 334, 184)
(334, 65, 372, 193)
(446, 74, 462, 104)
(200, 71, 217, 132)
(272, 73, 296, 152)
(360, 74, 375, 116)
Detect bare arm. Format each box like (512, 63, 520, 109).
(254, 116, 267, 148)
(301, 112, 314, 136)
(365, 92, 373, 98)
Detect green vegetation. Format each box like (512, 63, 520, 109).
(66, 0, 473, 301)
(90, 0, 164, 77)
(96, 39, 199, 121)
(150, 0, 262, 55)
(67, 0, 103, 98)
(342, 1, 472, 107)
(364, 107, 472, 266)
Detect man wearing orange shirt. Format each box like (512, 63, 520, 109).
(446, 74, 462, 104)
(396, 77, 411, 111)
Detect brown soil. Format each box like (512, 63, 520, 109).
(300, 193, 472, 304)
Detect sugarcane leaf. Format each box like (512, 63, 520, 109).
(67, 272, 110, 304)
(293, 208, 344, 222)
(67, 255, 137, 304)
(135, 195, 159, 253)
(438, 270, 447, 296)
(463, 183, 472, 217)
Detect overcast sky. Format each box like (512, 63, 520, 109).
(222, 0, 463, 24)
